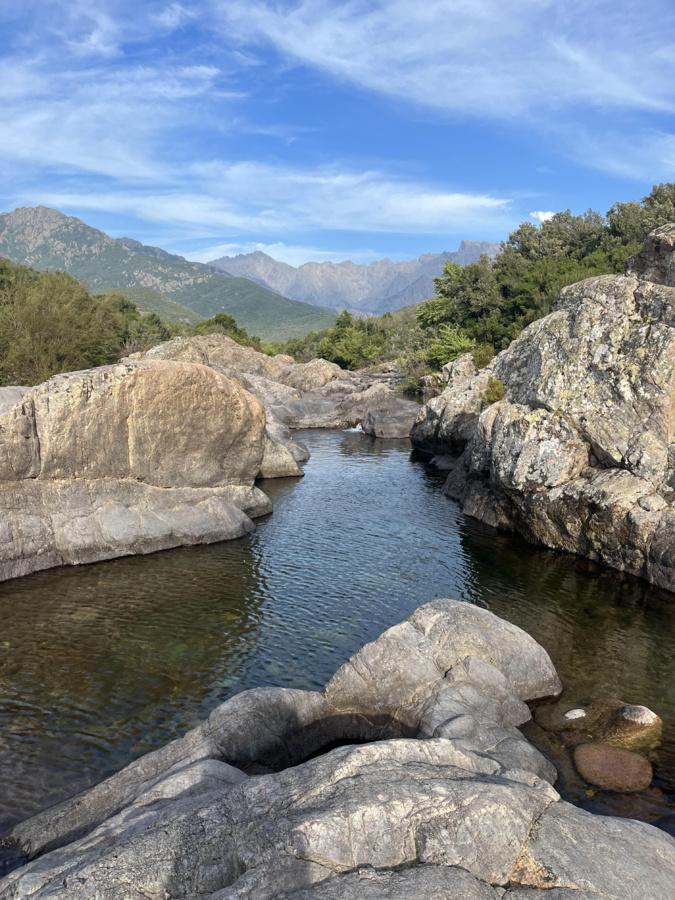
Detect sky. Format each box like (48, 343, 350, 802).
(1, 0, 675, 266)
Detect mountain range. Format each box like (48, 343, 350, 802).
(0, 207, 337, 341)
(209, 240, 500, 315)
(0, 206, 501, 339)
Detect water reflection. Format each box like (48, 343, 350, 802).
(0, 429, 673, 838)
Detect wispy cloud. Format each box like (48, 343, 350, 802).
(152, 3, 197, 31)
(34, 162, 514, 236)
(571, 129, 675, 181)
(215, 0, 675, 118)
(0, 57, 223, 179)
(2, 0, 672, 258)
(530, 211, 554, 223)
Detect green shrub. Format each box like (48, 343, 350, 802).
(480, 376, 505, 405)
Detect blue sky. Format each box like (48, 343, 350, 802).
(2, 0, 675, 265)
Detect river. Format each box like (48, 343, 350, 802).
(1, 428, 674, 848)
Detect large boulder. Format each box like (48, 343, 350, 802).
(411, 226, 675, 592)
(130, 335, 413, 435)
(271, 382, 410, 431)
(2, 599, 674, 900)
(276, 357, 350, 392)
(0, 361, 271, 582)
(132, 334, 290, 380)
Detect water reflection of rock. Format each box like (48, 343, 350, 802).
(2, 429, 675, 845)
(0, 542, 268, 832)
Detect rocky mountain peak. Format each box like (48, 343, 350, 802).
(0, 205, 90, 252)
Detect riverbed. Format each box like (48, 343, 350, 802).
(1, 429, 674, 843)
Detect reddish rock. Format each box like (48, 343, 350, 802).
(574, 743, 653, 792)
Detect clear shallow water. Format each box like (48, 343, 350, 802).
(1, 429, 674, 843)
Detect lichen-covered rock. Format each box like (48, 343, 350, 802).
(411, 226, 675, 592)
(0, 361, 271, 582)
(0, 387, 28, 416)
(626, 223, 675, 286)
(2, 599, 673, 900)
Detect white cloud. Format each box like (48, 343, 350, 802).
(530, 210, 554, 223)
(33, 162, 514, 236)
(152, 3, 196, 30)
(0, 60, 222, 179)
(215, 0, 675, 118)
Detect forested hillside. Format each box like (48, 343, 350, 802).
(0, 207, 337, 341)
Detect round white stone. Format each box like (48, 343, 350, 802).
(619, 705, 659, 726)
(562, 708, 587, 721)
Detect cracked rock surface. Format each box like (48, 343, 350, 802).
(411, 225, 675, 592)
(2, 599, 673, 900)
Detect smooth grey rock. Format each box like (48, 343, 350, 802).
(258, 428, 304, 478)
(281, 865, 502, 899)
(3, 601, 673, 900)
(0, 362, 271, 583)
(511, 800, 675, 899)
(361, 400, 420, 439)
(325, 598, 563, 721)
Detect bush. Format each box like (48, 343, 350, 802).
(480, 376, 505, 405)
(0, 264, 124, 384)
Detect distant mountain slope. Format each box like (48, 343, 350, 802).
(0, 207, 336, 340)
(209, 240, 501, 313)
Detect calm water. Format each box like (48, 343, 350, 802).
(1, 429, 674, 844)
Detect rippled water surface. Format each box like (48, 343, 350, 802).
(1, 429, 675, 842)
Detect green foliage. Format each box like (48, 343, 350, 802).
(415, 183, 675, 363)
(0, 260, 264, 385)
(270, 306, 428, 375)
(425, 325, 476, 370)
(479, 376, 505, 406)
(0, 216, 337, 341)
(192, 312, 261, 348)
(0, 262, 125, 385)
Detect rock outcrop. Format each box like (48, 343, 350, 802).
(0, 361, 272, 582)
(129, 335, 417, 437)
(411, 226, 675, 593)
(1, 599, 673, 900)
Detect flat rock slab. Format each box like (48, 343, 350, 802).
(573, 743, 653, 792)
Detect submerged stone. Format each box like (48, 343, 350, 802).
(574, 743, 653, 792)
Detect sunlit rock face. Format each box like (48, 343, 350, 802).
(2, 598, 673, 900)
(0, 360, 272, 582)
(129, 333, 419, 434)
(412, 225, 675, 593)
